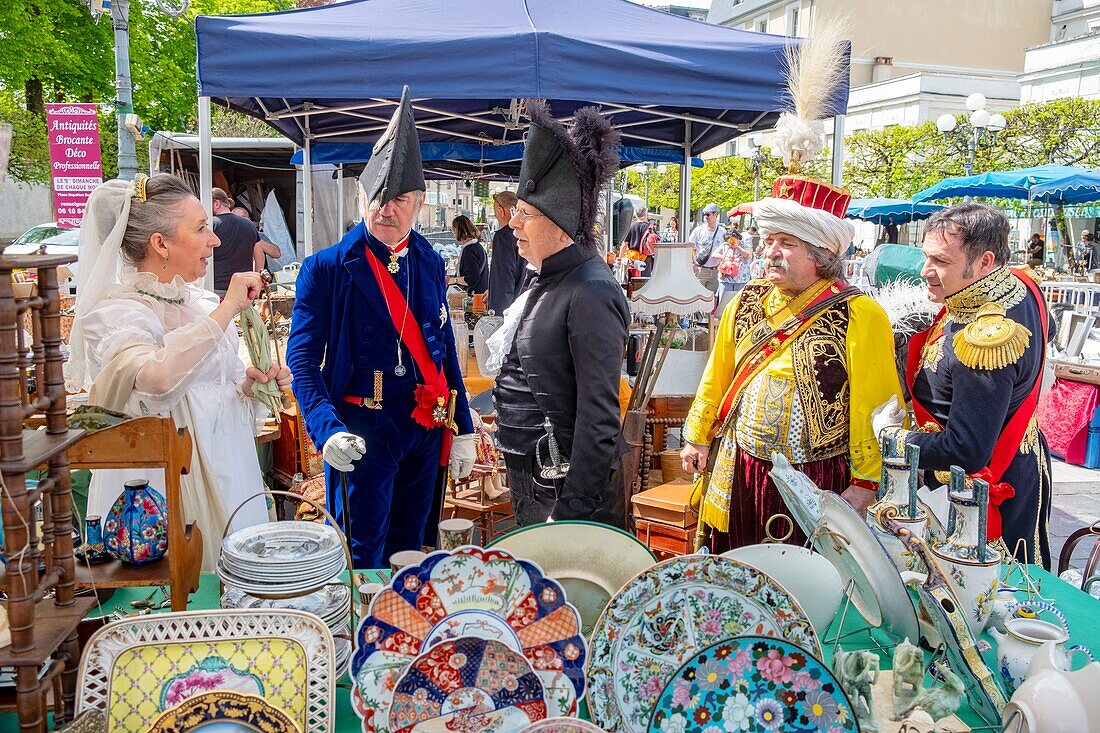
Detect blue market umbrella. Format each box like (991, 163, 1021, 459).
(845, 198, 944, 225)
(911, 164, 1084, 202)
(1028, 170, 1100, 205)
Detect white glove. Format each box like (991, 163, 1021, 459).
(449, 434, 478, 480)
(323, 432, 366, 472)
(872, 395, 907, 438)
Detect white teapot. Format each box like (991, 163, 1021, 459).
(1001, 640, 1100, 733)
(987, 601, 1092, 694)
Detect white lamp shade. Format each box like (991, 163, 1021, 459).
(936, 114, 957, 133)
(988, 113, 1007, 132)
(969, 109, 991, 129)
(966, 92, 987, 112)
(632, 243, 715, 316)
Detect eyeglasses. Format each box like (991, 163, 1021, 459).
(509, 206, 545, 222)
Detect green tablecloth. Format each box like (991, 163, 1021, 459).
(8, 564, 1099, 731)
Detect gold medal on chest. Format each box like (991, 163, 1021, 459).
(387, 253, 400, 274)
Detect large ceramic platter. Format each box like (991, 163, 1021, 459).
(216, 561, 344, 598)
(650, 636, 859, 733)
(222, 521, 343, 564)
(721, 543, 844, 636)
(488, 521, 657, 637)
(388, 637, 549, 733)
(586, 554, 819, 733)
(350, 547, 586, 733)
(770, 453, 920, 644)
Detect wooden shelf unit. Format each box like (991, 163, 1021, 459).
(0, 254, 82, 731)
(64, 416, 202, 611)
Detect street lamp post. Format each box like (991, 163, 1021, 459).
(632, 162, 667, 211)
(936, 93, 1006, 183)
(741, 134, 768, 201)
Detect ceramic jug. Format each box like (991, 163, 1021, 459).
(103, 479, 168, 566)
(930, 468, 1000, 635)
(988, 601, 1093, 694)
(985, 586, 1022, 633)
(1001, 641, 1100, 733)
(867, 439, 928, 573)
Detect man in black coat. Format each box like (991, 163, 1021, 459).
(488, 190, 528, 314)
(492, 101, 628, 527)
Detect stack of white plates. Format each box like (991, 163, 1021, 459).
(217, 521, 346, 598)
(220, 584, 354, 676)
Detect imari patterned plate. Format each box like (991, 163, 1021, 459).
(350, 547, 587, 733)
(388, 636, 548, 733)
(586, 555, 818, 733)
(522, 717, 607, 733)
(649, 637, 858, 733)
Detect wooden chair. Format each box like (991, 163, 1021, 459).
(443, 464, 513, 544)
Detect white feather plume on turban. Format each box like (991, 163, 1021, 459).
(753, 197, 856, 257)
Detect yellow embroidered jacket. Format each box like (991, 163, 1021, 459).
(683, 278, 905, 485)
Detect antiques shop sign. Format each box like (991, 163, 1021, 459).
(45, 103, 103, 229)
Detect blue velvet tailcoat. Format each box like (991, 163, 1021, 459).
(287, 221, 473, 567)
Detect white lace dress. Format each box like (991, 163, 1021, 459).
(79, 271, 270, 570)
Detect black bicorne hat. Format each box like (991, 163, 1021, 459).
(358, 86, 425, 206)
(516, 101, 620, 248)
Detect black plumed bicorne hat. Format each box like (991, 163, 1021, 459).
(358, 86, 426, 206)
(516, 101, 620, 248)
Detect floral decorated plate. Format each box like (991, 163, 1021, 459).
(387, 636, 548, 733)
(649, 637, 858, 733)
(586, 554, 818, 733)
(146, 690, 301, 733)
(487, 520, 657, 637)
(220, 584, 351, 628)
(350, 547, 586, 733)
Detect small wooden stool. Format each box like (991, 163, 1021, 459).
(444, 464, 514, 544)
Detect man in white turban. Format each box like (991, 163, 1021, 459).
(680, 174, 906, 550)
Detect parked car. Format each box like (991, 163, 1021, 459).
(11, 223, 67, 247)
(5, 227, 80, 295)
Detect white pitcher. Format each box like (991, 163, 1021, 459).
(1001, 641, 1100, 733)
(987, 601, 1093, 695)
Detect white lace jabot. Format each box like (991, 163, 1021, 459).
(119, 269, 204, 305)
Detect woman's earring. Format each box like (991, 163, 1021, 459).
(162, 255, 169, 270)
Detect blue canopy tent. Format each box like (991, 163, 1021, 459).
(911, 164, 1083, 202)
(288, 142, 704, 180)
(1028, 170, 1100, 205)
(194, 0, 850, 253)
(845, 198, 944, 225)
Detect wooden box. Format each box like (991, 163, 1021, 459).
(635, 518, 695, 560)
(631, 480, 696, 528)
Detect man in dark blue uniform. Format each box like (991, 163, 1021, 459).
(874, 203, 1052, 567)
(287, 87, 476, 567)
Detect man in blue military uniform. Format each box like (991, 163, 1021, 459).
(874, 203, 1053, 567)
(287, 87, 477, 567)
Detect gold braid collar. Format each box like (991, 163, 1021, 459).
(952, 302, 1031, 371)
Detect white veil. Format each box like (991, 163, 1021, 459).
(66, 179, 137, 392)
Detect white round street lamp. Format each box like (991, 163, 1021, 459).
(969, 108, 991, 130)
(936, 114, 957, 134)
(966, 92, 987, 112)
(937, 93, 1004, 179)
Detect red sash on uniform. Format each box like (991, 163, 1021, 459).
(905, 269, 1048, 539)
(362, 244, 454, 463)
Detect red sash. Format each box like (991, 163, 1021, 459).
(362, 243, 454, 463)
(905, 269, 1048, 539)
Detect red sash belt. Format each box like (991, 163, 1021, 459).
(905, 269, 1047, 539)
(361, 243, 454, 463)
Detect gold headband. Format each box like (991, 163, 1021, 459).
(133, 174, 148, 203)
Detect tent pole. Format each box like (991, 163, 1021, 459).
(830, 114, 845, 187)
(303, 109, 314, 257)
(680, 121, 692, 234)
(199, 96, 214, 292)
(337, 163, 345, 238)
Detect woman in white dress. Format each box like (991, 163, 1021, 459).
(67, 175, 292, 570)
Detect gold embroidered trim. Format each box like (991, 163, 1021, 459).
(952, 302, 1031, 371)
(944, 266, 1025, 323)
(683, 400, 719, 445)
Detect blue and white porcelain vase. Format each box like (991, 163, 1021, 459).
(103, 479, 168, 566)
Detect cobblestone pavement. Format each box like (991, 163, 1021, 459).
(1051, 459, 1100, 573)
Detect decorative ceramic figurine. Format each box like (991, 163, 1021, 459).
(835, 649, 879, 731)
(1001, 641, 1100, 733)
(103, 479, 168, 566)
(868, 440, 929, 573)
(988, 601, 1093, 694)
(892, 638, 924, 716)
(930, 467, 1001, 635)
(905, 662, 964, 722)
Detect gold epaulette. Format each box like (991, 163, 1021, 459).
(952, 302, 1031, 371)
(1016, 265, 1043, 285)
